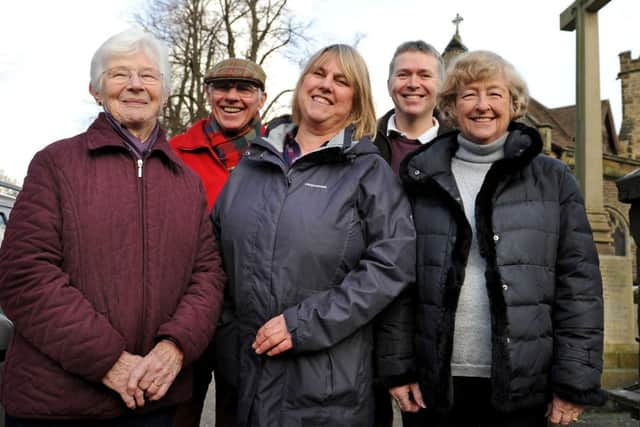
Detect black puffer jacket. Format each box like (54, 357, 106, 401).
(213, 121, 416, 426)
(398, 122, 606, 412)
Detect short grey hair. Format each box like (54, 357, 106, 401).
(388, 40, 445, 83)
(90, 28, 171, 96)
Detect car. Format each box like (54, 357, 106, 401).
(0, 180, 19, 245)
(0, 180, 19, 426)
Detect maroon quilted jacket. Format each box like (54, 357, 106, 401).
(0, 114, 225, 419)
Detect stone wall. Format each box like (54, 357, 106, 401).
(619, 51, 640, 158)
(600, 254, 639, 388)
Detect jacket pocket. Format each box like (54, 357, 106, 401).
(325, 335, 363, 406)
(284, 350, 332, 408)
(284, 332, 366, 408)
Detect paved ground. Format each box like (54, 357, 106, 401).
(200, 378, 217, 427)
(577, 406, 638, 426)
(199, 378, 638, 426)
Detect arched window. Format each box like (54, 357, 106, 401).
(607, 207, 629, 257)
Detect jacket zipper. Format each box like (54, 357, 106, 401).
(268, 165, 292, 314)
(249, 160, 290, 418)
(135, 157, 145, 353)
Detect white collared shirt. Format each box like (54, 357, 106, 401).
(387, 114, 440, 144)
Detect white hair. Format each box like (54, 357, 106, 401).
(90, 28, 171, 96)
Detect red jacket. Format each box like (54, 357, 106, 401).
(170, 119, 230, 211)
(0, 114, 225, 419)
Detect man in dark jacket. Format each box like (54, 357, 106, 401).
(373, 40, 445, 174)
(373, 40, 445, 427)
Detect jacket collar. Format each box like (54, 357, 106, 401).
(377, 108, 395, 137)
(170, 118, 209, 150)
(251, 117, 378, 163)
(86, 113, 184, 170)
(402, 121, 543, 187)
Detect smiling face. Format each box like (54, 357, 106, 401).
(388, 51, 440, 120)
(296, 54, 354, 135)
(208, 80, 266, 134)
(455, 75, 513, 145)
(90, 52, 164, 139)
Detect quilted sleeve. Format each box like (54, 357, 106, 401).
(551, 164, 607, 406)
(155, 183, 226, 366)
(0, 149, 126, 382)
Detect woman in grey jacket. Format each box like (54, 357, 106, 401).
(212, 44, 416, 426)
(388, 51, 606, 426)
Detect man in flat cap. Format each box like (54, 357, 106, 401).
(170, 58, 267, 427)
(171, 58, 267, 210)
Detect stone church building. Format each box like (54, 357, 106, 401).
(441, 27, 640, 388)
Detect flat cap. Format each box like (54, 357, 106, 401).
(204, 58, 266, 90)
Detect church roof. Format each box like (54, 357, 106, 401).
(527, 98, 620, 155)
(526, 97, 574, 149)
(444, 33, 467, 54)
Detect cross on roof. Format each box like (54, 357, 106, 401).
(452, 13, 463, 36)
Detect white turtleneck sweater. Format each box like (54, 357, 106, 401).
(450, 132, 507, 378)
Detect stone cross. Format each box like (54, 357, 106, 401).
(452, 13, 463, 37)
(561, 0, 612, 250)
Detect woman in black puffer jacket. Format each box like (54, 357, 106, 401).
(384, 50, 606, 427)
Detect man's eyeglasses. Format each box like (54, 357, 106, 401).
(103, 67, 163, 85)
(207, 80, 259, 97)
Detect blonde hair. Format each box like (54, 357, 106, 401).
(292, 44, 377, 140)
(438, 50, 529, 124)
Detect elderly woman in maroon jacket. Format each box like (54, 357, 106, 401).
(0, 29, 225, 427)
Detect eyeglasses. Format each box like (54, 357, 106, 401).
(207, 80, 259, 97)
(103, 67, 163, 85)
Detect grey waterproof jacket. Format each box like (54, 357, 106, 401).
(393, 122, 606, 412)
(213, 120, 416, 426)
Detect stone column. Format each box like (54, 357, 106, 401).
(561, 0, 612, 253)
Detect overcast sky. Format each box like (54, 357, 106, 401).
(1, 0, 638, 183)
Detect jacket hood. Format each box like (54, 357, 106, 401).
(256, 115, 379, 160)
(401, 121, 543, 187)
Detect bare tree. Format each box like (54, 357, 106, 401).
(136, 0, 310, 136)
